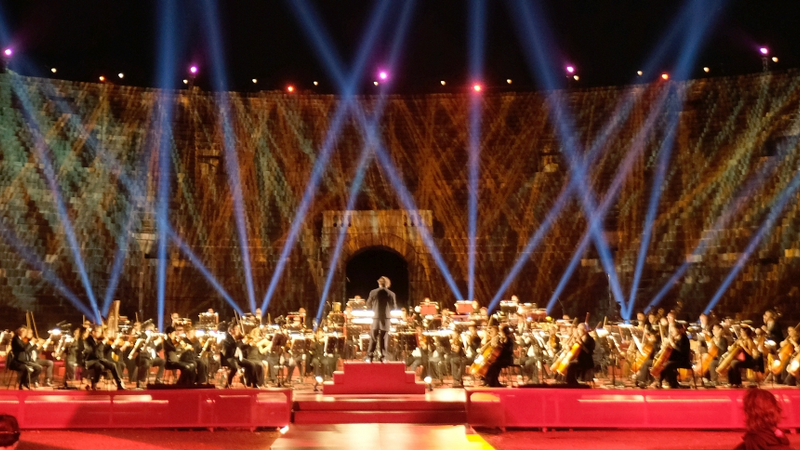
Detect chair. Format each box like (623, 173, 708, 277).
(500, 364, 523, 387)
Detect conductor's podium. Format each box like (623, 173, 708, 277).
(323, 362, 426, 395)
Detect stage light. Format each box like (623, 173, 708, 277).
(772, 57, 779, 63)
(313, 81, 319, 86)
(379, 70, 388, 80)
(373, 81, 379, 86)
(573, 75, 579, 81)
(637, 70, 643, 76)
(118, 73, 124, 79)
(440, 80, 446, 86)
(252, 78, 257, 84)
(279, 426, 290, 434)
(189, 65, 198, 74)
(661, 73, 669, 80)
(99, 75, 106, 82)
(3, 48, 11, 57)
(50, 68, 57, 73)
(287, 85, 295, 93)
(183, 79, 188, 85)
(703, 67, 710, 73)
(473, 84, 481, 92)
(506, 79, 512, 84)
(759, 47, 769, 55)
(566, 65, 575, 74)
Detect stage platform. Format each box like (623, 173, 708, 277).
(0, 388, 292, 430)
(465, 386, 800, 431)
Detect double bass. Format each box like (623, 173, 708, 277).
(649, 324, 673, 378)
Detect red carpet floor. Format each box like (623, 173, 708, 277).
(12, 427, 800, 450)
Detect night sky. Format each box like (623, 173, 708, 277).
(1, 1, 799, 93)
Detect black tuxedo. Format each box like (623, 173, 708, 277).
(366, 286, 397, 359)
(9, 336, 41, 388)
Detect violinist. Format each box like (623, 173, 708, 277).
(25, 328, 54, 388)
(135, 323, 166, 388)
(181, 328, 209, 384)
(164, 326, 196, 385)
(728, 327, 759, 388)
(762, 310, 784, 344)
(407, 326, 429, 380)
(241, 328, 266, 387)
(84, 325, 126, 390)
(9, 326, 41, 390)
(220, 324, 244, 388)
(60, 328, 80, 386)
(658, 323, 691, 389)
(565, 323, 595, 386)
(483, 325, 515, 388)
(307, 329, 331, 379)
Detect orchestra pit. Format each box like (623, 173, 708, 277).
(2, 1, 800, 449)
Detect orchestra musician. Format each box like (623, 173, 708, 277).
(762, 310, 784, 344)
(164, 326, 196, 385)
(728, 326, 760, 388)
(242, 328, 266, 387)
(365, 276, 398, 363)
(83, 325, 126, 390)
(9, 327, 41, 390)
(780, 327, 799, 386)
(307, 329, 333, 379)
(565, 323, 595, 386)
(406, 325, 429, 379)
(134, 322, 166, 388)
(25, 328, 54, 388)
(703, 323, 728, 386)
(634, 328, 660, 388)
(483, 324, 515, 387)
(181, 328, 209, 384)
(449, 331, 467, 388)
(220, 324, 245, 388)
(658, 323, 692, 389)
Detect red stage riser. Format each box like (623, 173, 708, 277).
(465, 388, 800, 430)
(0, 389, 292, 430)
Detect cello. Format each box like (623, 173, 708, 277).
(771, 322, 800, 375)
(649, 323, 672, 378)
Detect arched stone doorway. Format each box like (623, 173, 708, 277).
(345, 247, 409, 307)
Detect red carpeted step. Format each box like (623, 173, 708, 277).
(292, 410, 467, 425)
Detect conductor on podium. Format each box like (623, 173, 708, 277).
(366, 276, 397, 362)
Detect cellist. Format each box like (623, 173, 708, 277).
(728, 326, 759, 388)
(780, 327, 799, 386)
(634, 328, 660, 388)
(483, 325, 515, 387)
(704, 324, 728, 387)
(658, 323, 691, 389)
(565, 323, 595, 386)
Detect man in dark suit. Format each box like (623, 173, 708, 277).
(9, 327, 41, 390)
(366, 276, 398, 362)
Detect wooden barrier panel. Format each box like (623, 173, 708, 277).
(0, 389, 292, 430)
(465, 387, 800, 430)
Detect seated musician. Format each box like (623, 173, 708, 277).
(84, 325, 126, 390)
(704, 324, 728, 386)
(9, 326, 41, 390)
(449, 332, 466, 388)
(659, 323, 692, 389)
(780, 327, 799, 386)
(728, 327, 760, 388)
(181, 328, 208, 384)
(220, 324, 246, 388)
(135, 323, 166, 388)
(164, 326, 196, 385)
(484, 325, 515, 387)
(565, 323, 595, 386)
(519, 333, 543, 383)
(241, 328, 266, 387)
(634, 328, 660, 388)
(407, 326, 429, 379)
(762, 310, 784, 344)
(308, 329, 335, 379)
(25, 328, 54, 388)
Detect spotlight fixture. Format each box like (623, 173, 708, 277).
(378, 70, 388, 80)
(279, 425, 290, 435)
(287, 85, 295, 93)
(440, 80, 446, 86)
(50, 68, 57, 73)
(759, 47, 769, 55)
(424, 376, 433, 391)
(373, 81, 379, 86)
(506, 79, 512, 84)
(661, 73, 669, 80)
(99, 75, 106, 82)
(636, 70, 643, 76)
(472, 84, 482, 92)
(252, 78, 257, 84)
(189, 65, 198, 75)
(118, 73, 124, 79)
(772, 57, 779, 63)
(573, 75, 579, 81)
(314, 375, 323, 392)
(313, 81, 319, 86)
(703, 67, 710, 73)
(182, 79, 188, 85)
(566, 65, 575, 74)
(3, 48, 12, 57)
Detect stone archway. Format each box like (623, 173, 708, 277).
(345, 246, 409, 306)
(320, 210, 434, 305)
